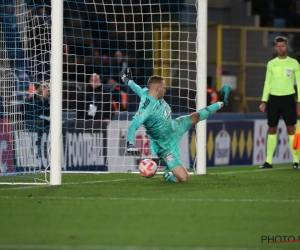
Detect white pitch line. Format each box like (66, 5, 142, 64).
(0, 244, 270, 250)
(63, 178, 139, 185)
(0, 178, 139, 191)
(0, 196, 299, 203)
(207, 167, 288, 175)
(0, 185, 49, 191)
(0, 166, 292, 191)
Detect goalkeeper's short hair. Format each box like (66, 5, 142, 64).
(147, 75, 164, 88)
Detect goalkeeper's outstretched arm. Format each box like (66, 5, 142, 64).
(120, 68, 144, 97)
(128, 80, 144, 97)
(127, 117, 143, 144)
(121, 68, 150, 156)
(126, 117, 144, 157)
(126, 107, 150, 156)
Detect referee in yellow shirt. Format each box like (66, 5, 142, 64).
(259, 36, 300, 169)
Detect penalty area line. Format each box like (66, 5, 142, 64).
(0, 178, 139, 191)
(133, 166, 288, 176)
(0, 166, 291, 191)
(0, 196, 299, 203)
(206, 167, 288, 175)
(0, 244, 267, 250)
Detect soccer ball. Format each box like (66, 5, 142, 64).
(138, 159, 158, 178)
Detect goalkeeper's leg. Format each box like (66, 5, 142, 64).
(190, 84, 231, 125)
(163, 165, 189, 183)
(159, 145, 189, 183)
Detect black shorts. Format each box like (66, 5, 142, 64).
(267, 94, 297, 127)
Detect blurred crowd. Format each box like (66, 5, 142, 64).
(248, 0, 300, 62)
(249, 0, 300, 28)
(26, 4, 145, 83)
(23, 3, 147, 124)
(0, 0, 240, 123)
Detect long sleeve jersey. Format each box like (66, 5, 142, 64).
(127, 80, 174, 154)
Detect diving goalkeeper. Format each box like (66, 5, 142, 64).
(121, 69, 231, 183)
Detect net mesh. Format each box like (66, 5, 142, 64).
(0, 0, 199, 181)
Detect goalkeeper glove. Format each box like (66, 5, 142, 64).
(120, 68, 132, 85)
(126, 141, 141, 156)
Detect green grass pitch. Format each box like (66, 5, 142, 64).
(0, 164, 300, 250)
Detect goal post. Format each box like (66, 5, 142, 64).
(196, 0, 208, 175)
(0, 0, 208, 185)
(50, 0, 63, 186)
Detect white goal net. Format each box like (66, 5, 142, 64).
(0, 0, 206, 184)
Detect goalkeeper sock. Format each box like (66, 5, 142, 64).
(197, 102, 223, 121)
(289, 135, 299, 163)
(266, 134, 277, 164)
(164, 172, 178, 182)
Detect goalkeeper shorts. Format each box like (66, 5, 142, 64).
(157, 115, 192, 171)
(173, 115, 192, 141)
(158, 143, 182, 171)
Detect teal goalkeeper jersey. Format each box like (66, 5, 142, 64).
(127, 80, 175, 154)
